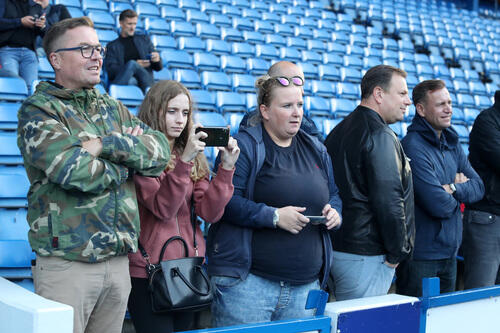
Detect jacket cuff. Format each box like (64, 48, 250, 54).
(385, 254, 400, 265)
(100, 135, 115, 158)
(172, 157, 193, 177)
(215, 165, 235, 181)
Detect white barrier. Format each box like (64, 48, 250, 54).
(0, 277, 73, 333)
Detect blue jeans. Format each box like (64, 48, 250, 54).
(463, 210, 500, 289)
(330, 251, 395, 301)
(395, 257, 457, 297)
(0, 46, 38, 94)
(211, 273, 320, 327)
(110, 60, 153, 93)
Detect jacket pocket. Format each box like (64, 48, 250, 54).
(467, 210, 496, 225)
(49, 203, 73, 250)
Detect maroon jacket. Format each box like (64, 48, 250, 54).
(129, 156, 234, 278)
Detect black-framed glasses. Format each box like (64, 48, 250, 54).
(274, 76, 304, 87)
(54, 45, 106, 58)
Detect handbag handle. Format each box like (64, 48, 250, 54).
(158, 236, 189, 262)
(172, 266, 211, 296)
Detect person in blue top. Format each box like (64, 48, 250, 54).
(207, 72, 342, 327)
(396, 79, 484, 297)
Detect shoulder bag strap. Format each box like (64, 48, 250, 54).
(191, 192, 199, 256)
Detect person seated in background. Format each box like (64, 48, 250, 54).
(105, 9, 162, 93)
(33, 0, 71, 56)
(239, 60, 323, 141)
(0, 0, 46, 93)
(127, 80, 240, 333)
(207, 72, 342, 327)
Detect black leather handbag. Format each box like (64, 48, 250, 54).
(138, 203, 213, 313)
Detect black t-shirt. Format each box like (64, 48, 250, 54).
(250, 126, 329, 284)
(119, 36, 141, 63)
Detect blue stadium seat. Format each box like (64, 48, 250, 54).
(261, 12, 280, 24)
(250, 0, 268, 11)
(304, 96, 330, 116)
(269, 3, 288, 14)
(200, 1, 222, 14)
(201, 71, 232, 91)
(299, 17, 316, 29)
(382, 38, 398, 51)
(193, 52, 220, 72)
(399, 61, 416, 75)
(153, 67, 172, 81)
(317, 19, 335, 32)
(286, 37, 307, 50)
(312, 29, 331, 42)
(0, 166, 29, 208)
(450, 68, 466, 80)
(242, 30, 265, 45)
(178, 0, 198, 10)
(254, 20, 275, 34)
(170, 21, 195, 37)
(157, 0, 178, 7)
(453, 80, 470, 94)
(255, 45, 279, 60)
(297, 62, 319, 80)
(416, 64, 434, 77)
(346, 44, 364, 57)
(173, 69, 202, 89)
(109, 2, 132, 15)
(350, 34, 368, 48)
(206, 39, 232, 55)
(134, 2, 160, 17)
(330, 98, 356, 118)
(151, 34, 176, 51)
(54, 0, 79, 8)
(37, 57, 55, 80)
(322, 118, 343, 135)
(67, 6, 84, 17)
(224, 112, 244, 135)
(433, 64, 451, 79)
(161, 50, 193, 69)
(406, 74, 419, 89)
(0, 208, 33, 279)
(232, 17, 253, 31)
(294, 26, 314, 40)
(231, 74, 255, 93)
(452, 124, 469, 143)
(463, 108, 480, 125)
(311, 80, 336, 98)
(317, 65, 340, 82)
(0, 131, 22, 165)
(452, 108, 466, 125)
(185, 9, 210, 24)
(382, 49, 399, 61)
(109, 85, 144, 107)
(161, 7, 185, 21)
(0, 103, 20, 130)
(177, 36, 206, 53)
(195, 23, 220, 40)
(301, 50, 323, 65)
(322, 53, 343, 67)
(221, 4, 242, 18)
(343, 55, 363, 70)
(246, 58, 270, 76)
(456, 93, 476, 109)
(96, 29, 118, 45)
(87, 11, 115, 29)
(367, 36, 383, 49)
(194, 111, 227, 127)
(220, 27, 244, 42)
(241, 8, 260, 20)
(474, 95, 492, 109)
(469, 81, 487, 96)
(245, 92, 257, 111)
(280, 47, 301, 63)
(265, 34, 287, 48)
(144, 17, 169, 35)
(81, 0, 108, 12)
(216, 91, 246, 113)
(340, 67, 362, 83)
(304, 7, 322, 20)
(190, 90, 217, 111)
(336, 82, 360, 100)
(220, 55, 247, 74)
(274, 23, 294, 37)
(232, 42, 255, 59)
(0, 78, 28, 102)
(209, 13, 232, 27)
(464, 69, 480, 82)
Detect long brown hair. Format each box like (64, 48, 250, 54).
(138, 80, 209, 181)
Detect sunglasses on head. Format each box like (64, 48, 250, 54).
(274, 76, 304, 87)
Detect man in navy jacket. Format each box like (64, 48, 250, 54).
(396, 79, 484, 297)
(104, 9, 162, 92)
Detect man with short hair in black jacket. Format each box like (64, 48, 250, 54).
(104, 9, 162, 92)
(463, 90, 500, 289)
(324, 65, 415, 301)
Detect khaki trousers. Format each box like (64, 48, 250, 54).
(33, 255, 131, 333)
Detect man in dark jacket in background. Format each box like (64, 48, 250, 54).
(463, 90, 500, 289)
(34, 0, 70, 55)
(104, 9, 162, 92)
(396, 80, 484, 297)
(324, 65, 415, 301)
(0, 0, 45, 93)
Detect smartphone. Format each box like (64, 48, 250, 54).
(195, 127, 230, 147)
(145, 54, 152, 60)
(306, 216, 327, 225)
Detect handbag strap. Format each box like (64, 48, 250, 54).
(138, 192, 200, 266)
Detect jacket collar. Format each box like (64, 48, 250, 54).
(407, 113, 458, 149)
(357, 105, 387, 125)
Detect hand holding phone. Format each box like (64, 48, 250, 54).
(195, 127, 230, 147)
(306, 216, 327, 225)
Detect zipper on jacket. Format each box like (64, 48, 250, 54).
(113, 187, 120, 255)
(176, 215, 183, 257)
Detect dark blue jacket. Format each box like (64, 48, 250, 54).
(207, 124, 342, 289)
(104, 34, 162, 82)
(402, 114, 484, 260)
(0, 0, 43, 50)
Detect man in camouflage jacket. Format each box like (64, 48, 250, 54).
(17, 17, 169, 333)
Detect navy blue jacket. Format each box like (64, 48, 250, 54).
(104, 34, 162, 82)
(0, 0, 43, 50)
(207, 124, 342, 289)
(402, 114, 484, 260)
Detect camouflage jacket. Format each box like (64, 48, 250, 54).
(17, 82, 170, 263)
